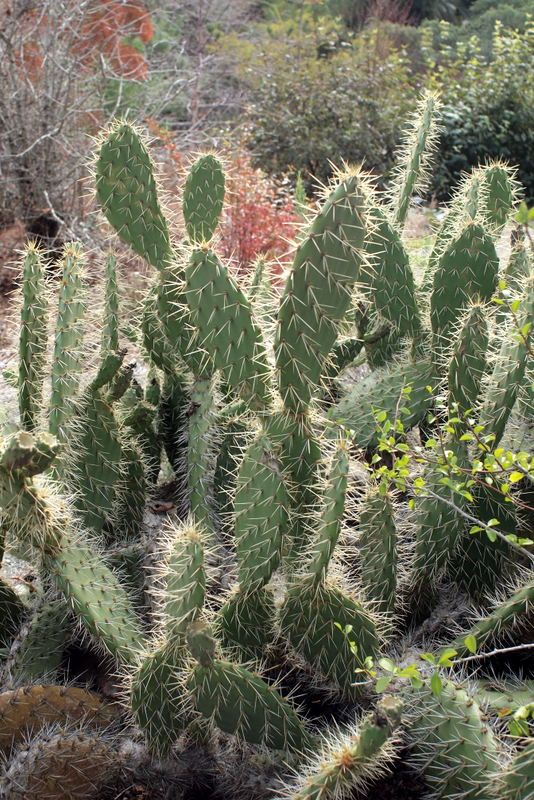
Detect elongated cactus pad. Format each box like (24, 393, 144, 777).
(46, 530, 143, 663)
(49, 243, 86, 440)
(0, 685, 117, 753)
(308, 444, 349, 585)
(276, 171, 367, 412)
(431, 223, 498, 360)
(362, 208, 421, 338)
(183, 154, 225, 244)
(185, 248, 271, 409)
(448, 305, 488, 424)
(188, 376, 216, 531)
(479, 163, 516, 234)
(101, 251, 120, 355)
(18, 243, 48, 432)
(406, 679, 500, 800)
(358, 488, 397, 616)
(96, 121, 172, 269)
(164, 520, 206, 637)
(281, 696, 403, 800)
(130, 642, 190, 755)
(280, 580, 380, 698)
(234, 434, 288, 592)
(4, 597, 70, 682)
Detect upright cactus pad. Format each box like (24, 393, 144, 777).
(96, 121, 172, 269)
(185, 248, 271, 409)
(479, 163, 516, 233)
(18, 244, 48, 432)
(163, 520, 206, 637)
(183, 154, 225, 244)
(308, 444, 349, 585)
(49, 243, 86, 440)
(431, 223, 498, 359)
(406, 679, 500, 800)
(217, 585, 277, 662)
(448, 305, 489, 424)
(3, 597, 70, 682)
(234, 434, 288, 593)
(358, 488, 397, 617)
(276, 171, 368, 412)
(187, 376, 217, 531)
(281, 697, 403, 800)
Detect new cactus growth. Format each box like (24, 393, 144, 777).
(18, 243, 48, 432)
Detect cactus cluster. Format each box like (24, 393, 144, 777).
(0, 94, 533, 799)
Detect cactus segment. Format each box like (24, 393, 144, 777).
(69, 388, 123, 533)
(280, 581, 380, 698)
(308, 444, 349, 585)
(0, 685, 117, 753)
(187, 655, 311, 752)
(213, 418, 247, 530)
(96, 121, 172, 269)
(358, 488, 397, 616)
(406, 679, 500, 800)
(479, 281, 533, 446)
(101, 251, 120, 355)
(188, 376, 216, 531)
(362, 209, 421, 338)
(234, 434, 288, 593)
(431, 223, 498, 360)
(448, 575, 534, 658)
(328, 360, 435, 449)
(113, 442, 146, 542)
(164, 521, 206, 638)
(158, 370, 188, 491)
(183, 154, 225, 244)
(282, 696, 403, 800)
(49, 243, 86, 440)
(130, 642, 189, 755)
(0, 726, 118, 799)
(185, 248, 271, 409)
(4, 598, 70, 682)
(499, 739, 534, 800)
(18, 244, 48, 432)
(448, 305, 489, 424)
(46, 531, 143, 663)
(217, 585, 277, 662)
(392, 90, 440, 228)
(479, 164, 515, 234)
(276, 172, 367, 412)
(141, 281, 175, 372)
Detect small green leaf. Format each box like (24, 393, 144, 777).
(430, 672, 443, 696)
(464, 635, 477, 654)
(375, 676, 392, 693)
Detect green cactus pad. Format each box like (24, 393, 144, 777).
(234, 434, 288, 592)
(96, 121, 172, 270)
(499, 739, 534, 800)
(187, 659, 311, 752)
(157, 370, 188, 495)
(406, 679, 500, 800)
(185, 248, 271, 409)
(431, 223, 498, 359)
(448, 305, 488, 424)
(276, 171, 367, 412)
(479, 164, 515, 233)
(188, 376, 216, 531)
(308, 444, 349, 585)
(280, 580, 380, 699)
(164, 522, 206, 638)
(217, 585, 277, 662)
(101, 252, 120, 355)
(358, 488, 397, 616)
(49, 243, 86, 440)
(131, 642, 189, 755)
(283, 696, 403, 800)
(113, 442, 146, 542)
(363, 208, 421, 337)
(18, 244, 48, 432)
(183, 154, 225, 244)
(328, 360, 435, 449)
(69, 389, 123, 534)
(46, 531, 143, 663)
(4, 597, 70, 682)
(141, 281, 175, 372)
